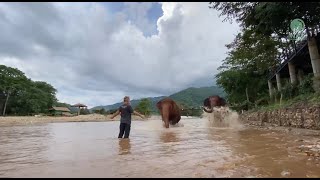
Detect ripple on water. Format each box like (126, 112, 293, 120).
(0, 117, 320, 178)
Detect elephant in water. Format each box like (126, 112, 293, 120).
(156, 98, 181, 128)
(202, 95, 227, 113)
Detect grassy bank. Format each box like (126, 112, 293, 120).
(248, 92, 320, 112)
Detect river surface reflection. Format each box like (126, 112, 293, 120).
(0, 117, 319, 178)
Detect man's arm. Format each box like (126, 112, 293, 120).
(128, 106, 145, 119)
(110, 110, 120, 119)
(133, 110, 145, 119)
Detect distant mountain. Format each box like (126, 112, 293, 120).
(90, 86, 225, 114)
(53, 102, 79, 113)
(91, 96, 166, 113)
(169, 86, 226, 108)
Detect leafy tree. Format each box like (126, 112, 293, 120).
(175, 102, 202, 117)
(0, 65, 29, 116)
(80, 108, 90, 115)
(93, 108, 106, 114)
(210, 2, 320, 36)
(99, 108, 106, 114)
(214, 28, 278, 108)
(210, 2, 320, 110)
(0, 65, 59, 116)
(210, 2, 319, 56)
(135, 98, 152, 116)
(54, 102, 72, 107)
(7, 80, 58, 115)
(33, 81, 57, 109)
(216, 69, 268, 107)
(221, 28, 280, 73)
(106, 109, 118, 115)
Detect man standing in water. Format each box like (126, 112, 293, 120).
(110, 96, 145, 139)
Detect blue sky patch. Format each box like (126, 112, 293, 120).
(101, 2, 163, 37)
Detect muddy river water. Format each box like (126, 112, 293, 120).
(0, 116, 320, 178)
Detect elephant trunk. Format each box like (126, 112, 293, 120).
(202, 107, 213, 113)
(161, 104, 170, 128)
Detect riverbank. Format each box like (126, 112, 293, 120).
(0, 114, 147, 127)
(239, 104, 320, 130)
(238, 92, 320, 130)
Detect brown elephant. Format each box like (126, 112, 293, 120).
(202, 95, 227, 113)
(156, 98, 181, 128)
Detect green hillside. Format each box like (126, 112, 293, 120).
(91, 96, 166, 114)
(90, 86, 225, 114)
(169, 86, 226, 108)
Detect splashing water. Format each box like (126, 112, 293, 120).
(134, 115, 184, 131)
(135, 116, 164, 131)
(202, 107, 243, 129)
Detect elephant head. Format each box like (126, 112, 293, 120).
(202, 95, 226, 113)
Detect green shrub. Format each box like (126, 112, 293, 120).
(281, 83, 298, 100)
(298, 73, 314, 95)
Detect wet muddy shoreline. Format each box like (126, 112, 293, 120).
(0, 114, 147, 127)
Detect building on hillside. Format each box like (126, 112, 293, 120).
(49, 106, 73, 116)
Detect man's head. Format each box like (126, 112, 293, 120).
(123, 96, 130, 105)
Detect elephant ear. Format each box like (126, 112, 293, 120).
(170, 99, 178, 111)
(220, 98, 227, 106)
(156, 101, 162, 109)
(203, 97, 210, 107)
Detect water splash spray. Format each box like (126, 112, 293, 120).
(202, 107, 243, 129)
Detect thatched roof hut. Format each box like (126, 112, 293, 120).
(71, 103, 88, 115)
(49, 107, 71, 112)
(49, 107, 73, 116)
(71, 103, 87, 108)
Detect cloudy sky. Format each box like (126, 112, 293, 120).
(0, 2, 240, 108)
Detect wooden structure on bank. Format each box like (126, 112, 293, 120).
(71, 103, 88, 116)
(49, 106, 73, 116)
(267, 25, 320, 96)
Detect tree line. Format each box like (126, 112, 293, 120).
(0, 65, 58, 116)
(0, 65, 156, 117)
(209, 2, 320, 111)
(1, 64, 204, 117)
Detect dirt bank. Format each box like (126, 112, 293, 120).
(0, 114, 146, 127)
(239, 104, 320, 130)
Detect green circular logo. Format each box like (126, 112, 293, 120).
(290, 19, 305, 32)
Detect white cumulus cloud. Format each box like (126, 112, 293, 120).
(0, 2, 240, 108)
